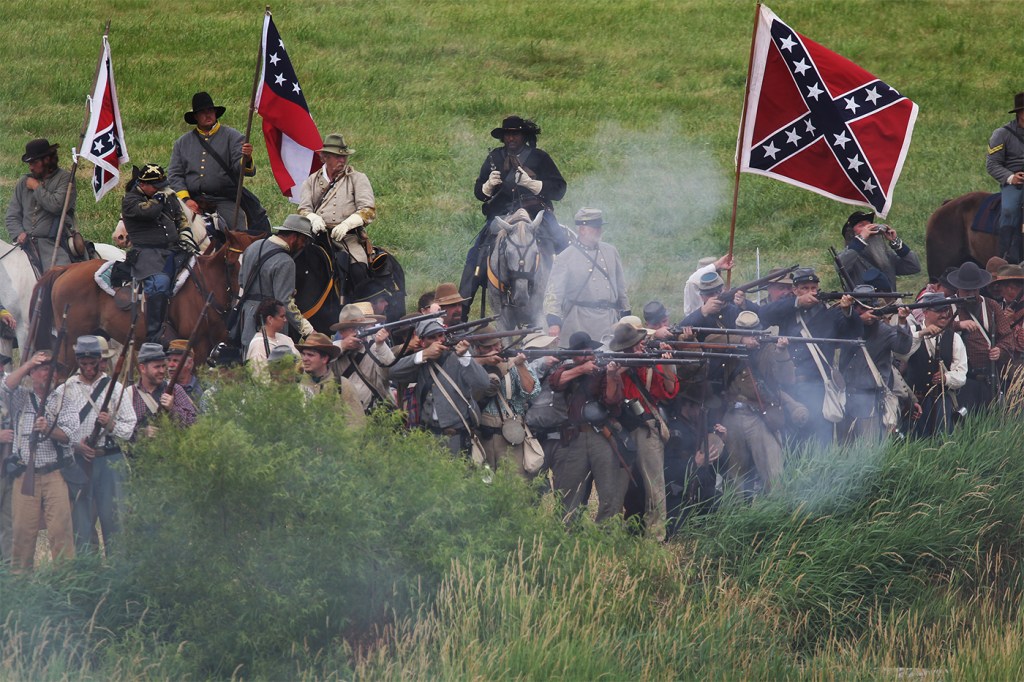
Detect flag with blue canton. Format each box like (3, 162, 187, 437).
(79, 35, 129, 202)
(737, 5, 917, 217)
(254, 11, 322, 201)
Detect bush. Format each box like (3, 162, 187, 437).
(106, 378, 560, 677)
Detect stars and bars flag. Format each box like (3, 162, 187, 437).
(254, 12, 323, 202)
(737, 5, 918, 217)
(79, 35, 129, 202)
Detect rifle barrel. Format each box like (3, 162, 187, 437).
(356, 310, 445, 337)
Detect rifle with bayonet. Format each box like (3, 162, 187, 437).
(355, 310, 446, 338)
(22, 304, 70, 497)
(869, 296, 976, 317)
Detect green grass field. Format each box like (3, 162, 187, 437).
(5, 1, 1024, 679)
(3, 1, 1018, 302)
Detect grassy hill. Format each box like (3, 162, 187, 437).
(4, 2, 1024, 679)
(2, 1, 1017, 303)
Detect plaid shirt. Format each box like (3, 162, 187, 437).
(55, 373, 137, 444)
(2, 383, 77, 467)
(130, 381, 197, 432)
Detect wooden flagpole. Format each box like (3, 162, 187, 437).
(725, 2, 762, 288)
(233, 6, 269, 232)
(49, 19, 111, 270)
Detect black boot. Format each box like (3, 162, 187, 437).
(145, 294, 169, 342)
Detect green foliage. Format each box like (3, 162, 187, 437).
(104, 378, 559, 676)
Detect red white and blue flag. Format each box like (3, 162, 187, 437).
(737, 5, 918, 217)
(254, 12, 323, 202)
(79, 35, 129, 202)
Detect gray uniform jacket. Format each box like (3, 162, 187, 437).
(544, 240, 630, 345)
(334, 342, 395, 411)
(987, 120, 1024, 185)
(5, 168, 76, 268)
(122, 188, 186, 279)
(238, 237, 303, 347)
(168, 124, 254, 201)
(389, 351, 490, 431)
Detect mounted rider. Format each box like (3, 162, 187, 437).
(460, 116, 569, 311)
(298, 133, 377, 291)
(121, 164, 196, 342)
(987, 92, 1024, 263)
(5, 138, 84, 273)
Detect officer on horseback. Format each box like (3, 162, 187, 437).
(987, 92, 1024, 263)
(298, 133, 377, 291)
(121, 164, 194, 342)
(460, 116, 568, 312)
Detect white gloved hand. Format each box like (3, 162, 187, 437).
(330, 213, 365, 243)
(515, 169, 542, 195)
(306, 212, 327, 235)
(482, 170, 503, 197)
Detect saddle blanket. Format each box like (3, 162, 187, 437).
(970, 193, 1001, 234)
(93, 257, 195, 297)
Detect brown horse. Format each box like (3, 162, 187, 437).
(31, 232, 257, 369)
(924, 191, 1000, 278)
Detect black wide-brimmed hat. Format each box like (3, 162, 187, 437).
(946, 262, 992, 290)
(567, 331, 602, 351)
(184, 92, 226, 125)
(490, 115, 540, 140)
(22, 138, 59, 163)
(842, 210, 875, 237)
(1010, 92, 1024, 114)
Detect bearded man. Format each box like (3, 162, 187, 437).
(5, 138, 80, 270)
(836, 211, 920, 291)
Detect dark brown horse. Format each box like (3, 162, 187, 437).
(31, 232, 256, 369)
(924, 191, 999, 278)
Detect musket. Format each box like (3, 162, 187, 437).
(713, 264, 800, 303)
(355, 310, 445, 338)
(870, 296, 976, 317)
(816, 291, 913, 301)
(161, 292, 213, 411)
(85, 289, 142, 449)
(451, 328, 537, 345)
(442, 315, 499, 336)
(829, 246, 856, 291)
(678, 327, 866, 346)
(650, 340, 752, 353)
(22, 304, 70, 497)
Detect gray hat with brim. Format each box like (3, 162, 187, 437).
(947, 262, 992, 290)
(318, 133, 355, 156)
(138, 342, 167, 364)
(74, 334, 116, 359)
(275, 214, 314, 238)
(267, 345, 299, 363)
(574, 207, 604, 227)
(608, 323, 647, 352)
(416, 319, 446, 338)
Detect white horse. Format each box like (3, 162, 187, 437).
(0, 238, 126, 357)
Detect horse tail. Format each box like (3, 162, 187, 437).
(29, 267, 64, 351)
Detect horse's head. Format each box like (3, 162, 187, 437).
(492, 210, 544, 312)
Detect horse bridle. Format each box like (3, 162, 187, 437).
(494, 221, 540, 307)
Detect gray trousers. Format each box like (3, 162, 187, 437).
(91, 454, 125, 551)
(552, 428, 627, 524)
(723, 406, 783, 495)
(633, 426, 667, 541)
(0, 474, 11, 562)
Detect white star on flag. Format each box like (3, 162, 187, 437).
(762, 141, 780, 159)
(292, 82, 301, 94)
(805, 120, 816, 135)
(275, 73, 286, 85)
(806, 83, 824, 100)
(785, 128, 801, 145)
(844, 96, 860, 113)
(847, 155, 863, 172)
(865, 87, 881, 105)
(779, 34, 796, 51)
(862, 178, 877, 192)
(833, 131, 851, 148)
(269, 53, 280, 66)
(792, 59, 810, 76)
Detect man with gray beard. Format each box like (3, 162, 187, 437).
(836, 211, 920, 291)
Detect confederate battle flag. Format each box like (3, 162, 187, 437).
(79, 35, 129, 202)
(737, 5, 918, 217)
(254, 12, 323, 201)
